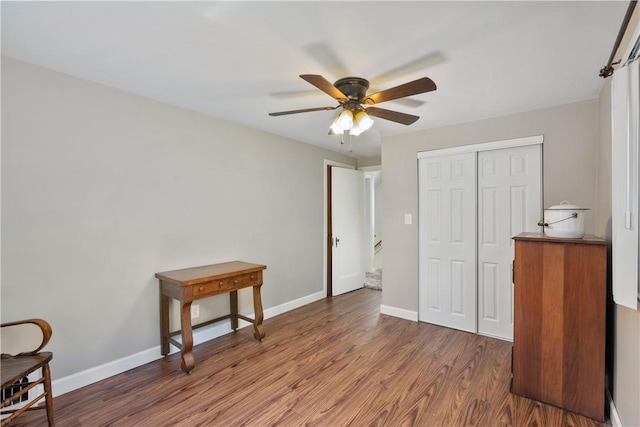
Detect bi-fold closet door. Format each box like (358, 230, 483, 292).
(418, 139, 542, 340)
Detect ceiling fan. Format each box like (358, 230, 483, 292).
(269, 74, 437, 136)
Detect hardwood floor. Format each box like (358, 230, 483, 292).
(14, 289, 610, 426)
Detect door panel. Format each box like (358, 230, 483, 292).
(419, 153, 477, 332)
(481, 262, 499, 321)
(331, 167, 365, 296)
(477, 145, 541, 339)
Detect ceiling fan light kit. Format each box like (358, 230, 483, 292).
(329, 109, 375, 136)
(269, 73, 437, 140)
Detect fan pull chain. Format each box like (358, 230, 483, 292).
(338, 134, 353, 151)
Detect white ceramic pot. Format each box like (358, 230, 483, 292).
(538, 201, 589, 238)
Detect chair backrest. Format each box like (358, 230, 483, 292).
(1, 319, 51, 357)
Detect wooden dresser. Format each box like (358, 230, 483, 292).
(512, 232, 606, 422)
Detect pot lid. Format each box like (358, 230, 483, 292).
(547, 200, 590, 210)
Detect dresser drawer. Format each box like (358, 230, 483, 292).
(193, 280, 233, 297)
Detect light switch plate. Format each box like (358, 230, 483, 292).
(404, 214, 412, 225)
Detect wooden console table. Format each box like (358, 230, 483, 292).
(156, 261, 267, 373)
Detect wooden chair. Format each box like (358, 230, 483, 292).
(1, 319, 54, 426)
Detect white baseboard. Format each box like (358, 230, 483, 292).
(52, 290, 326, 397)
(52, 346, 165, 397)
(265, 290, 326, 319)
(607, 389, 622, 427)
(380, 304, 418, 322)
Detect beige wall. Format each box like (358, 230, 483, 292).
(614, 305, 640, 426)
(357, 156, 382, 168)
(596, 79, 613, 238)
(381, 100, 598, 311)
(1, 57, 355, 379)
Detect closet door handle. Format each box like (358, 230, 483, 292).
(511, 261, 515, 285)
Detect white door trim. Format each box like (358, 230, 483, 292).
(417, 135, 543, 159)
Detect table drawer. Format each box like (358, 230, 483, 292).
(193, 280, 233, 297)
(229, 272, 261, 289)
(192, 273, 261, 297)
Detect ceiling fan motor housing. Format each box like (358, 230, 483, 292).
(334, 77, 370, 103)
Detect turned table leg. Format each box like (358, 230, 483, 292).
(180, 301, 195, 373)
(252, 284, 265, 341)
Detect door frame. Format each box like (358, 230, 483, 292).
(323, 160, 356, 297)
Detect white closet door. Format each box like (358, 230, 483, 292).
(419, 153, 477, 333)
(477, 145, 542, 340)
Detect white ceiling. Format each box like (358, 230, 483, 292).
(1, 1, 629, 158)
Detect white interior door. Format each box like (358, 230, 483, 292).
(332, 167, 365, 296)
(418, 153, 477, 332)
(477, 145, 542, 340)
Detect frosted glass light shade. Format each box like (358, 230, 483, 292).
(354, 111, 374, 131)
(330, 114, 344, 134)
(330, 122, 344, 134)
(349, 126, 363, 136)
(336, 110, 354, 130)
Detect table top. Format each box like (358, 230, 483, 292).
(155, 261, 267, 286)
(513, 232, 605, 245)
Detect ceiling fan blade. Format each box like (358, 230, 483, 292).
(270, 89, 324, 99)
(269, 106, 338, 116)
(303, 42, 350, 77)
(372, 52, 446, 85)
(366, 107, 420, 125)
(300, 75, 348, 102)
(392, 98, 426, 108)
(364, 77, 436, 105)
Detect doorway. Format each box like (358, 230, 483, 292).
(324, 161, 380, 297)
(324, 161, 363, 297)
(363, 167, 382, 290)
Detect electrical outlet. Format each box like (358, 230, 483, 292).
(191, 304, 200, 319)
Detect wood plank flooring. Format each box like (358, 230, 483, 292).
(13, 289, 610, 426)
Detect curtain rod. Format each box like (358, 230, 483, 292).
(600, 0, 638, 78)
